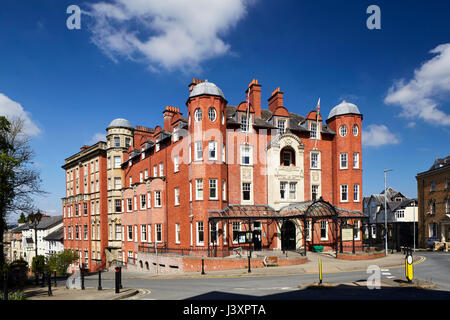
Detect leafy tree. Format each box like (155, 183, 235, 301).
(31, 255, 48, 273)
(48, 250, 79, 276)
(0, 116, 45, 269)
(17, 213, 27, 223)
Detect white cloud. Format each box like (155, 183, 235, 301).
(85, 0, 252, 71)
(0, 93, 41, 136)
(362, 124, 400, 147)
(406, 121, 416, 128)
(89, 132, 106, 145)
(385, 43, 450, 126)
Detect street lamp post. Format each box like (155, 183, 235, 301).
(28, 210, 43, 285)
(413, 203, 416, 253)
(384, 170, 392, 256)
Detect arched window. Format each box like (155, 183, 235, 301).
(280, 147, 296, 166)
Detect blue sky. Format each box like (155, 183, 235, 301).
(1, 0, 449, 221)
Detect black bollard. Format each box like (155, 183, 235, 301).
(41, 272, 46, 287)
(248, 256, 251, 273)
(115, 267, 120, 293)
(98, 270, 102, 291)
(118, 266, 123, 289)
(201, 259, 205, 275)
(54, 271, 57, 287)
(3, 273, 8, 301)
(81, 267, 85, 290)
(47, 272, 52, 296)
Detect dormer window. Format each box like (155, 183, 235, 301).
(277, 119, 286, 135)
(310, 122, 318, 139)
(240, 114, 249, 132)
(173, 126, 179, 142)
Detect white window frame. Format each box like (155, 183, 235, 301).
(340, 153, 348, 169)
(222, 180, 226, 201)
(241, 145, 252, 165)
(195, 141, 203, 161)
(127, 226, 133, 242)
(140, 194, 146, 210)
(277, 119, 286, 135)
(174, 155, 179, 172)
(280, 181, 287, 200)
(242, 182, 251, 202)
(339, 125, 347, 137)
(195, 179, 203, 200)
(289, 182, 296, 200)
(310, 122, 318, 139)
(159, 162, 164, 177)
(194, 108, 202, 122)
(353, 152, 359, 169)
(141, 225, 147, 242)
(209, 179, 218, 200)
(196, 221, 204, 246)
(114, 156, 121, 169)
(311, 152, 319, 169)
(175, 223, 180, 244)
(154, 191, 162, 207)
(208, 141, 217, 161)
(341, 184, 348, 202)
(353, 184, 360, 202)
(320, 221, 328, 240)
(174, 187, 180, 206)
(155, 224, 162, 243)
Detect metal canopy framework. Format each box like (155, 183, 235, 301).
(207, 198, 365, 257)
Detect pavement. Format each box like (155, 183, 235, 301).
(91, 251, 419, 280)
(22, 286, 138, 300)
(18, 251, 427, 300)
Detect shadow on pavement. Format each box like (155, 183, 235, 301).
(186, 284, 450, 300)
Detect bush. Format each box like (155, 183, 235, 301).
(0, 290, 26, 300)
(47, 250, 79, 276)
(31, 255, 48, 273)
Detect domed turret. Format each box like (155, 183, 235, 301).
(327, 101, 361, 120)
(107, 118, 133, 129)
(189, 81, 225, 99)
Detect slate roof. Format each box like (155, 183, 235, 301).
(225, 106, 336, 134)
(43, 226, 64, 242)
(429, 155, 450, 170)
(19, 216, 63, 230)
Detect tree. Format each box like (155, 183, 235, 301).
(48, 250, 79, 276)
(17, 213, 27, 224)
(31, 255, 48, 273)
(0, 116, 45, 269)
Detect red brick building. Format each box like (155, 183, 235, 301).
(62, 78, 364, 272)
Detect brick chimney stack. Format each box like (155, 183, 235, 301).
(188, 78, 204, 94)
(268, 87, 283, 114)
(163, 106, 180, 131)
(246, 79, 261, 118)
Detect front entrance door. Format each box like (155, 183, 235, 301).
(282, 220, 296, 250)
(253, 230, 262, 251)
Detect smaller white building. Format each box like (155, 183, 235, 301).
(21, 216, 63, 266)
(43, 226, 64, 257)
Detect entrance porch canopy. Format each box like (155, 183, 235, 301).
(208, 198, 365, 256)
(208, 198, 364, 221)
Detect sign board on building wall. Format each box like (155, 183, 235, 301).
(342, 228, 354, 241)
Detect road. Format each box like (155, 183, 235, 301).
(77, 252, 449, 300)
